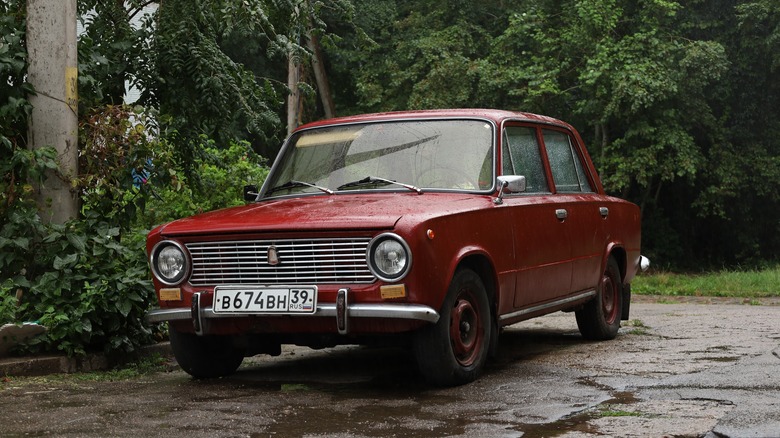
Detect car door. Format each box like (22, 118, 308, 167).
(500, 125, 574, 308)
(540, 129, 606, 293)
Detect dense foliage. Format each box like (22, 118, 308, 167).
(328, 0, 779, 269)
(1, 0, 271, 356)
(1, 103, 269, 356)
(1, 0, 778, 356)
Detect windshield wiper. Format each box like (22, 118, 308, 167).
(337, 176, 423, 194)
(266, 180, 334, 196)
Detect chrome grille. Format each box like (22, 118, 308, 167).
(186, 238, 375, 286)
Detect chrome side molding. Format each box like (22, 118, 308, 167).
(499, 289, 596, 323)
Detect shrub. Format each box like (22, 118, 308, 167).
(3, 215, 156, 357)
(1, 103, 270, 357)
(137, 137, 269, 228)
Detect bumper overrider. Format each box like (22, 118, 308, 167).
(145, 288, 440, 336)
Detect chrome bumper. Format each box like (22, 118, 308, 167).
(145, 289, 439, 336)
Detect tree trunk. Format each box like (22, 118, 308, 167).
(287, 52, 301, 136)
(306, 30, 335, 119)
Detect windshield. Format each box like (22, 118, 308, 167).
(263, 119, 495, 197)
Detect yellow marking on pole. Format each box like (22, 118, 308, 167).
(65, 66, 78, 111)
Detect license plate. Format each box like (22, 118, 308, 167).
(213, 285, 317, 314)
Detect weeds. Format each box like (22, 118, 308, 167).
(0, 354, 170, 389)
(633, 266, 780, 298)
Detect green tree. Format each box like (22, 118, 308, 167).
(681, 0, 780, 265)
(153, 0, 285, 150)
(344, 1, 767, 267)
(483, 1, 728, 198)
(0, 0, 30, 153)
(77, 0, 151, 108)
(334, 0, 508, 113)
(450, 0, 730, 265)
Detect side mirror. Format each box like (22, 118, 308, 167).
(498, 175, 527, 193)
(243, 184, 259, 202)
(494, 175, 526, 205)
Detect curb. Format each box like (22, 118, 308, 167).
(0, 342, 173, 377)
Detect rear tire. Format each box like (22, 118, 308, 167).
(169, 329, 245, 379)
(413, 269, 492, 386)
(576, 257, 623, 340)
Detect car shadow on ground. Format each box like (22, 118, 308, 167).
(198, 325, 588, 392)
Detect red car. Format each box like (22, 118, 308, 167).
(145, 109, 648, 386)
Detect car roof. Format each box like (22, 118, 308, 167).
(294, 109, 574, 132)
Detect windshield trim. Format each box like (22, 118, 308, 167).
(259, 116, 498, 201)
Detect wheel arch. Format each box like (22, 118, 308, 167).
(604, 243, 632, 321)
(455, 253, 498, 318)
(605, 243, 627, 283)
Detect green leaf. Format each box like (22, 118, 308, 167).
(66, 233, 87, 252)
(13, 237, 30, 250)
(115, 299, 132, 317)
(81, 318, 93, 333)
(53, 253, 78, 270)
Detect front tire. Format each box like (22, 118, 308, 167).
(169, 329, 245, 379)
(413, 269, 492, 386)
(576, 257, 623, 340)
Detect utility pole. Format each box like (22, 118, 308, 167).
(26, 0, 79, 224)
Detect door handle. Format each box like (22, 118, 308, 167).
(555, 209, 568, 220)
(599, 207, 609, 218)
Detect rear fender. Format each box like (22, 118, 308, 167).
(602, 243, 630, 320)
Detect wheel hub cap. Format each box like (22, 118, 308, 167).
(449, 293, 483, 366)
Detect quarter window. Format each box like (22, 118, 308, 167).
(542, 130, 593, 193)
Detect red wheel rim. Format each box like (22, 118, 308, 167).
(449, 289, 484, 366)
(601, 274, 618, 324)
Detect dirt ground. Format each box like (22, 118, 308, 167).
(1, 301, 778, 437)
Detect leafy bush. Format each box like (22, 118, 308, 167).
(0, 0, 29, 152)
(137, 137, 269, 228)
(1, 112, 158, 356)
(2, 102, 270, 357)
(78, 105, 179, 231)
(1, 214, 156, 357)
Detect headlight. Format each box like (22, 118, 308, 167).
(150, 241, 189, 285)
(367, 233, 412, 282)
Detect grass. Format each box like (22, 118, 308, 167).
(1, 354, 170, 389)
(633, 265, 780, 298)
(69, 354, 170, 382)
(623, 319, 650, 335)
(598, 409, 644, 418)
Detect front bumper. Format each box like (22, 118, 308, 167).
(145, 289, 439, 336)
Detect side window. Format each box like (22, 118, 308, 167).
(504, 126, 549, 193)
(542, 130, 593, 193)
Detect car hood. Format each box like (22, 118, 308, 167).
(156, 193, 492, 236)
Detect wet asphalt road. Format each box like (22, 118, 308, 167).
(1, 301, 779, 437)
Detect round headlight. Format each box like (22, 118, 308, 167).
(367, 233, 412, 282)
(151, 241, 189, 285)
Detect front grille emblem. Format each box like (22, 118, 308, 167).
(267, 245, 280, 266)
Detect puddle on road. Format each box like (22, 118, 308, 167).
(512, 388, 640, 437)
(200, 347, 528, 437)
(695, 356, 740, 363)
(191, 332, 630, 437)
